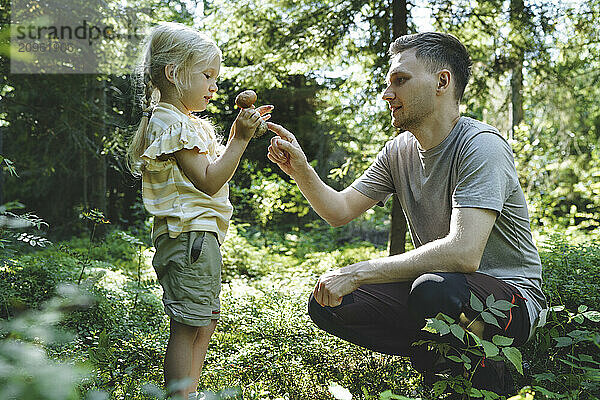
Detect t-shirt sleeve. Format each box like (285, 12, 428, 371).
(351, 140, 395, 205)
(142, 120, 209, 162)
(452, 132, 517, 212)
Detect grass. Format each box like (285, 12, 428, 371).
(3, 225, 599, 399)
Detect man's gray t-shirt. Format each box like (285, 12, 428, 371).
(351, 116, 546, 337)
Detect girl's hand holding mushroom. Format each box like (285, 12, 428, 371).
(232, 90, 272, 141)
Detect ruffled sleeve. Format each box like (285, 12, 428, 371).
(142, 121, 208, 162)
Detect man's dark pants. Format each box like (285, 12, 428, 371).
(308, 272, 529, 393)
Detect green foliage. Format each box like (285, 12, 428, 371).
(0, 284, 94, 400)
(2, 223, 600, 399)
(517, 237, 600, 399)
(229, 164, 311, 229)
(0, 251, 76, 318)
(220, 223, 271, 280)
(204, 280, 416, 399)
(298, 244, 386, 276)
(419, 293, 523, 398)
(538, 236, 600, 310)
(521, 304, 600, 399)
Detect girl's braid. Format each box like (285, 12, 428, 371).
(142, 67, 155, 117)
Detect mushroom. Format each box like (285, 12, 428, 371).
(235, 90, 268, 138)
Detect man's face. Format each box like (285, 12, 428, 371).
(381, 49, 438, 131)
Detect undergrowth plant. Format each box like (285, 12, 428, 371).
(76, 209, 110, 284)
(412, 293, 521, 400)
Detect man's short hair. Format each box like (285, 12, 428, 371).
(389, 32, 472, 103)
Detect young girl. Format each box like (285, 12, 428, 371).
(127, 22, 272, 399)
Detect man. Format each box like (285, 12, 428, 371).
(266, 32, 546, 395)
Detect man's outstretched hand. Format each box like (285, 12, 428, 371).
(267, 122, 308, 178)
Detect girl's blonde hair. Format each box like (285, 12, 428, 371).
(127, 22, 222, 177)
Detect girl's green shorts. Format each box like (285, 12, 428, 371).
(152, 230, 221, 327)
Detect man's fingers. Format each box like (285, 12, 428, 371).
(267, 152, 278, 165)
(268, 142, 286, 159)
(267, 148, 287, 165)
(269, 140, 287, 158)
(272, 138, 295, 154)
(331, 296, 342, 307)
(314, 280, 325, 307)
(267, 122, 295, 141)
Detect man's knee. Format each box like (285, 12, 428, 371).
(408, 273, 469, 322)
(307, 293, 330, 329)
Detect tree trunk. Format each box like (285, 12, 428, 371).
(82, 145, 88, 208)
(388, 195, 408, 255)
(510, 0, 525, 140)
(392, 0, 408, 39)
(0, 127, 4, 205)
(388, 0, 409, 256)
(510, 57, 523, 139)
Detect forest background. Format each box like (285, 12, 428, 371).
(0, 0, 599, 399)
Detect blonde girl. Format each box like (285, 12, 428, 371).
(128, 22, 272, 399)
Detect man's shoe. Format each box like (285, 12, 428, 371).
(471, 359, 515, 396)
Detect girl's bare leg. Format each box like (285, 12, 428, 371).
(186, 319, 218, 395)
(164, 319, 203, 398)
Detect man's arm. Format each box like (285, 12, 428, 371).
(267, 123, 378, 226)
(313, 206, 497, 307)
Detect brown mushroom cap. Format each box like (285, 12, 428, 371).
(235, 90, 257, 108)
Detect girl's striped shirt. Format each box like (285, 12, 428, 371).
(141, 102, 233, 245)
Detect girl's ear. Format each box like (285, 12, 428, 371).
(164, 64, 176, 84)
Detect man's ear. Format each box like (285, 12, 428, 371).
(164, 64, 176, 84)
(436, 70, 451, 95)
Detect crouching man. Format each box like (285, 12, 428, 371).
(266, 32, 546, 396)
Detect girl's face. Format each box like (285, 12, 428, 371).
(180, 57, 220, 113)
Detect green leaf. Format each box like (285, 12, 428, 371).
(492, 300, 514, 311)
(432, 380, 447, 397)
(573, 314, 585, 324)
(450, 324, 465, 343)
(492, 335, 514, 347)
(579, 354, 598, 364)
(481, 340, 499, 357)
(532, 372, 556, 382)
(554, 336, 574, 347)
(461, 354, 471, 364)
(567, 329, 591, 339)
(447, 355, 463, 363)
(437, 312, 456, 324)
(532, 386, 562, 397)
(425, 318, 450, 336)
(480, 389, 500, 400)
(485, 294, 496, 309)
(489, 307, 507, 319)
(481, 311, 501, 328)
(470, 292, 484, 312)
(583, 310, 600, 322)
(469, 387, 483, 397)
(412, 340, 433, 347)
(578, 305, 589, 313)
(379, 390, 416, 400)
(502, 347, 523, 375)
(559, 358, 580, 369)
(465, 348, 484, 357)
(466, 331, 483, 346)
